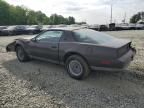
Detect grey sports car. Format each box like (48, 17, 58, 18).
(6, 28, 136, 79)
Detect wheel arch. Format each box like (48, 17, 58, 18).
(63, 52, 89, 65)
(15, 41, 25, 51)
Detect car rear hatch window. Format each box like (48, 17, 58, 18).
(73, 29, 116, 44)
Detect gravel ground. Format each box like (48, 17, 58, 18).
(0, 30, 144, 108)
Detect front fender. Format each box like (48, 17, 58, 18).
(6, 41, 16, 52)
(6, 40, 26, 52)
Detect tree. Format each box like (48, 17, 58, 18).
(67, 16, 75, 24)
(130, 12, 144, 23)
(0, 0, 10, 25)
(49, 14, 75, 25)
(0, 0, 76, 25)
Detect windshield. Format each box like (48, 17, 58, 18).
(73, 29, 116, 44)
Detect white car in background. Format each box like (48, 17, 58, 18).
(136, 24, 144, 30)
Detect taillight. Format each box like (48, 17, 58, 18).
(101, 60, 111, 65)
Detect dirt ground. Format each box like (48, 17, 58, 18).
(0, 30, 144, 108)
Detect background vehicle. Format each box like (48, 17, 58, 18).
(136, 24, 144, 30)
(14, 25, 27, 35)
(108, 23, 116, 31)
(1, 26, 16, 36)
(119, 23, 130, 30)
(1, 25, 27, 36)
(6, 28, 136, 79)
(0, 26, 7, 36)
(129, 23, 136, 30)
(40, 25, 53, 32)
(26, 25, 42, 34)
(98, 25, 109, 31)
(88, 24, 99, 31)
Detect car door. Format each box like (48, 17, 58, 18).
(28, 30, 63, 63)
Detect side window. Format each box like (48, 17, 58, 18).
(36, 31, 63, 42)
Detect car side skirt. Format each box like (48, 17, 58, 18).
(30, 55, 60, 64)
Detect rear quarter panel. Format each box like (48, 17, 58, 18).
(59, 42, 117, 67)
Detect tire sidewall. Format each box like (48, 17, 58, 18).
(65, 55, 90, 79)
(16, 46, 28, 62)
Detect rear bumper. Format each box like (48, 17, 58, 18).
(91, 48, 136, 71)
(117, 48, 136, 68)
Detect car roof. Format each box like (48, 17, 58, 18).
(47, 27, 87, 31)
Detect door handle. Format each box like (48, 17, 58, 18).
(51, 46, 57, 48)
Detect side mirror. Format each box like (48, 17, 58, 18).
(31, 38, 36, 42)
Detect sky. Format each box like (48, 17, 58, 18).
(4, 0, 144, 24)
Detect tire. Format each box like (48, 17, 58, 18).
(16, 46, 30, 62)
(65, 55, 90, 80)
